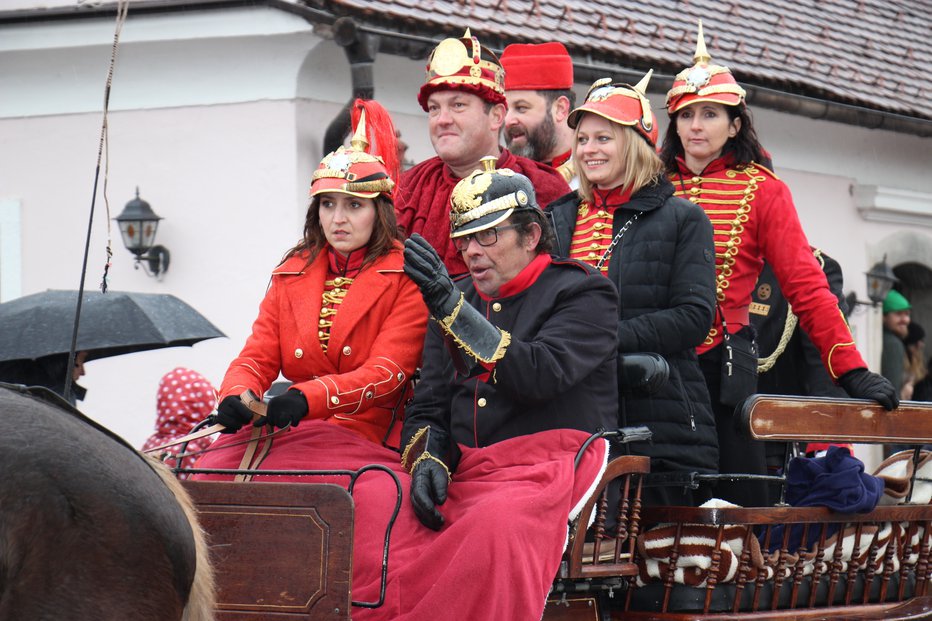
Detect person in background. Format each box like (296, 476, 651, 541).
(901, 321, 925, 401)
(395, 29, 570, 276)
(0, 350, 88, 406)
(500, 41, 578, 186)
(751, 249, 853, 500)
(401, 158, 619, 530)
(141, 367, 218, 477)
(660, 21, 898, 506)
(195, 100, 428, 463)
(545, 72, 717, 506)
(881, 289, 911, 397)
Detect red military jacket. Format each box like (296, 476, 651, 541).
(220, 242, 428, 444)
(669, 154, 866, 379)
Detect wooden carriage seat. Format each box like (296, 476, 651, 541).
(183, 481, 353, 621)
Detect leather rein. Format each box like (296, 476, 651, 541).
(143, 390, 274, 481)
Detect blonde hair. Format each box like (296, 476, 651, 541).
(576, 119, 663, 204)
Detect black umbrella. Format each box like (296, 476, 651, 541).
(0, 290, 225, 363)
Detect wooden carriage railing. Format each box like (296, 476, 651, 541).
(614, 396, 932, 620)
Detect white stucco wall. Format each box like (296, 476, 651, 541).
(1, 4, 931, 459)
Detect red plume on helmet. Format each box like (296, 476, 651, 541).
(350, 99, 402, 199)
(310, 99, 399, 202)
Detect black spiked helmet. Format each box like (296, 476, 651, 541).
(449, 157, 540, 238)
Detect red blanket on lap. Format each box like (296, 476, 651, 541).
(194, 421, 607, 620)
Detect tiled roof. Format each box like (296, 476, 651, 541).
(316, 0, 932, 121)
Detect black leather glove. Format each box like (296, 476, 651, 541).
(619, 353, 670, 396)
(401, 424, 459, 531)
(403, 233, 460, 319)
(410, 458, 449, 531)
(216, 395, 254, 433)
(261, 389, 309, 428)
(839, 368, 899, 411)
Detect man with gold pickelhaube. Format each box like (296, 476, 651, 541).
(399, 157, 618, 531)
(500, 41, 579, 187)
(395, 29, 570, 276)
(659, 21, 897, 506)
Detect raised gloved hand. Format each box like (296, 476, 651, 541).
(839, 368, 899, 411)
(403, 233, 460, 319)
(216, 394, 254, 433)
(410, 457, 449, 531)
(260, 389, 309, 428)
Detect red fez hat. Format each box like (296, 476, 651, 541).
(666, 20, 746, 114)
(417, 29, 506, 111)
(568, 70, 658, 146)
(500, 42, 574, 90)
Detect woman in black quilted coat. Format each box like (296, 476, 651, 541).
(545, 72, 718, 505)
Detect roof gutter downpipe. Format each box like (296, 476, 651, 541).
(322, 17, 378, 155)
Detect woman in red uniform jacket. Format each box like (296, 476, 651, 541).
(203, 101, 428, 452)
(659, 22, 897, 506)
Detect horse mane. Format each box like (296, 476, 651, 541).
(144, 454, 216, 621)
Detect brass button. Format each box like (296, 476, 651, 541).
(396, 373, 404, 381)
(294, 348, 303, 358)
(333, 277, 345, 286)
(330, 396, 340, 404)
(477, 397, 487, 407)
(690, 186, 700, 194)
(319, 319, 326, 326)
(365, 391, 373, 399)
(342, 346, 352, 356)
(691, 176, 701, 183)
(318, 330, 325, 337)
(492, 302, 502, 312)
(689, 196, 699, 203)
(587, 252, 597, 259)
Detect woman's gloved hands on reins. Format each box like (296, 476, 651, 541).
(216, 389, 309, 432)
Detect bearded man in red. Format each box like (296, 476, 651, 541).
(395, 29, 570, 276)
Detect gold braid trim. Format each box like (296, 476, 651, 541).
(410, 452, 452, 483)
(758, 248, 828, 373)
(440, 293, 465, 328)
(441, 322, 511, 364)
(757, 304, 798, 373)
(400, 426, 428, 470)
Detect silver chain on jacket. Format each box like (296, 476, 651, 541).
(595, 211, 642, 271)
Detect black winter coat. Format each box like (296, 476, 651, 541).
(546, 177, 718, 474)
(404, 259, 619, 449)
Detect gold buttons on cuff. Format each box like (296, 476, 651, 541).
(492, 302, 502, 312)
(330, 396, 340, 404)
(477, 397, 487, 407)
(342, 346, 352, 356)
(294, 348, 304, 358)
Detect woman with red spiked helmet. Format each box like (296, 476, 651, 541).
(193, 100, 427, 469)
(546, 71, 719, 506)
(660, 21, 897, 506)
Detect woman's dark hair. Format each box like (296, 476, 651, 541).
(511, 209, 555, 255)
(660, 104, 767, 171)
(282, 194, 402, 267)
